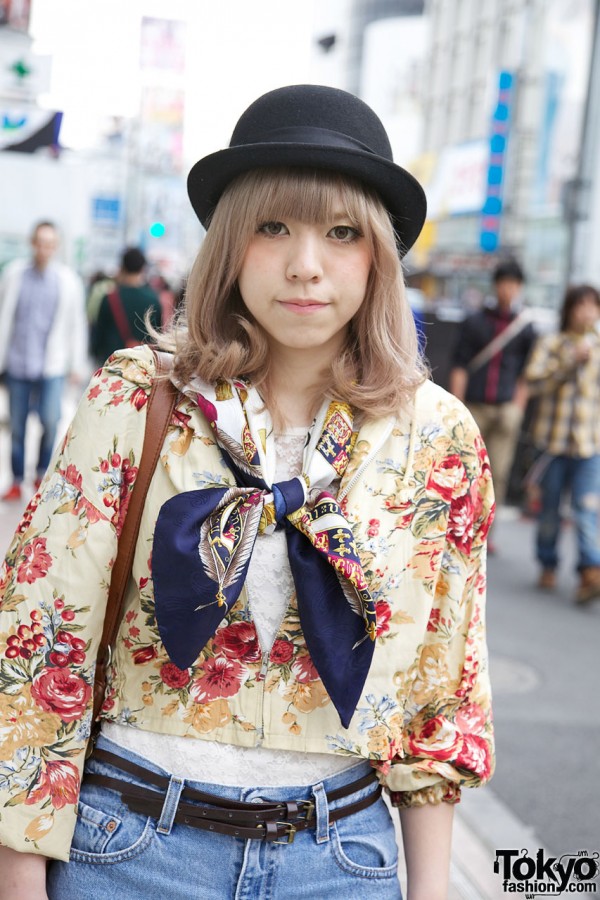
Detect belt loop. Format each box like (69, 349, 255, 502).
(312, 782, 329, 844)
(156, 775, 185, 835)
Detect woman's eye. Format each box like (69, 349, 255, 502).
(329, 225, 360, 242)
(258, 221, 288, 236)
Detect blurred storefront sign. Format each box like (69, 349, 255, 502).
(426, 140, 488, 218)
(425, 250, 502, 276)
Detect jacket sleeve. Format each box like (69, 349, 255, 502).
(383, 409, 496, 807)
(0, 347, 156, 860)
(451, 314, 481, 370)
(524, 334, 578, 395)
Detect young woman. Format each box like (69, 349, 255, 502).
(0, 85, 494, 900)
(525, 283, 600, 603)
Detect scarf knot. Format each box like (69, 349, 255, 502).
(153, 379, 377, 728)
(270, 477, 306, 526)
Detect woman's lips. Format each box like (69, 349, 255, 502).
(278, 299, 328, 313)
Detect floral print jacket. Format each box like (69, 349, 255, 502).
(0, 347, 495, 860)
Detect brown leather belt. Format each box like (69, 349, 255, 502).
(86, 748, 381, 845)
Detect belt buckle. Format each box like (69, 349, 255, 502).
(273, 822, 297, 845)
(297, 799, 315, 821)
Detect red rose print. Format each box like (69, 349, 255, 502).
(49, 652, 69, 667)
(427, 608, 441, 632)
(407, 715, 462, 762)
(291, 654, 320, 684)
(64, 464, 83, 491)
(87, 384, 101, 400)
(447, 493, 474, 554)
(26, 760, 80, 810)
(172, 409, 191, 429)
(455, 703, 486, 736)
(213, 622, 261, 663)
(367, 518, 380, 537)
(160, 662, 191, 689)
(132, 645, 158, 665)
(130, 387, 148, 410)
(16, 537, 52, 584)
(455, 734, 492, 781)
(270, 639, 294, 665)
(426, 455, 465, 503)
(190, 657, 243, 701)
(375, 599, 392, 637)
(31, 667, 92, 722)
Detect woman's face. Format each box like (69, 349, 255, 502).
(238, 206, 372, 362)
(568, 294, 600, 333)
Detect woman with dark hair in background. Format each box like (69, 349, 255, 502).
(525, 283, 600, 603)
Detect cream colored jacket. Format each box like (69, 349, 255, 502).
(0, 346, 495, 860)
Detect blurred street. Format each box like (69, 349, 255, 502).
(1, 385, 598, 899)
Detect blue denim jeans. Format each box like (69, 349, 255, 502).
(537, 453, 600, 571)
(6, 374, 64, 481)
(47, 735, 401, 899)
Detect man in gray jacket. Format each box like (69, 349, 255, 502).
(0, 221, 87, 501)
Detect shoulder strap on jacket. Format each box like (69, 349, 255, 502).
(92, 348, 179, 722)
(107, 288, 134, 347)
(467, 309, 532, 374)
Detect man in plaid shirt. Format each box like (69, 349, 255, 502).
(525, 283, 600, 603)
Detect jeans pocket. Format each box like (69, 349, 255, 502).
(331, 794, 399, 879)
(69, 786, 155, 864)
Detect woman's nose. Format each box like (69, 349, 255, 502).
(285, 235, 323, 281)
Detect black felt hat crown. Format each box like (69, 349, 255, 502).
(187, 84, 427, 254)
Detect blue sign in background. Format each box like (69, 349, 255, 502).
(480, 71, 515, 252)
(92, 197, 122, 225)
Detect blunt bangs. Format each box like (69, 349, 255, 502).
(219, 167, 386, 237)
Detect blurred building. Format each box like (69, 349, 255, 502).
(312, 0, 428, 207)
(0, 4, 195, 282)
(568, 0, 600, 288)
(312, 0, 599, 311)
(416, 0, 595, 308)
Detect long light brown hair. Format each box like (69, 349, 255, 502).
(154, 167, 427, 418)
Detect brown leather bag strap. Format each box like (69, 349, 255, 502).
(92, 349, 179, 721)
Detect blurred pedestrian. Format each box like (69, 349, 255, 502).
(86, 269, 115, 328)
(0, 221, 87, 502)
(91, 247, 162, 364)
(0, 85, 494, 900)
(150, 272, 176, 327)
(525, 283, 600, 603)
(449, 259, 536, 546)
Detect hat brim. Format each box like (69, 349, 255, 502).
(187, 143, 427, 254)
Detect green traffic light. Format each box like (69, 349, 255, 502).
(149, 222, 166, 238)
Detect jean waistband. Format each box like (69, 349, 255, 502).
(88, 733, 381, 844)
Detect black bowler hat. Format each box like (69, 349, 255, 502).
(187, 84, 427, 254)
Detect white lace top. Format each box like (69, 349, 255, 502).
(103, 429, 357, 786)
